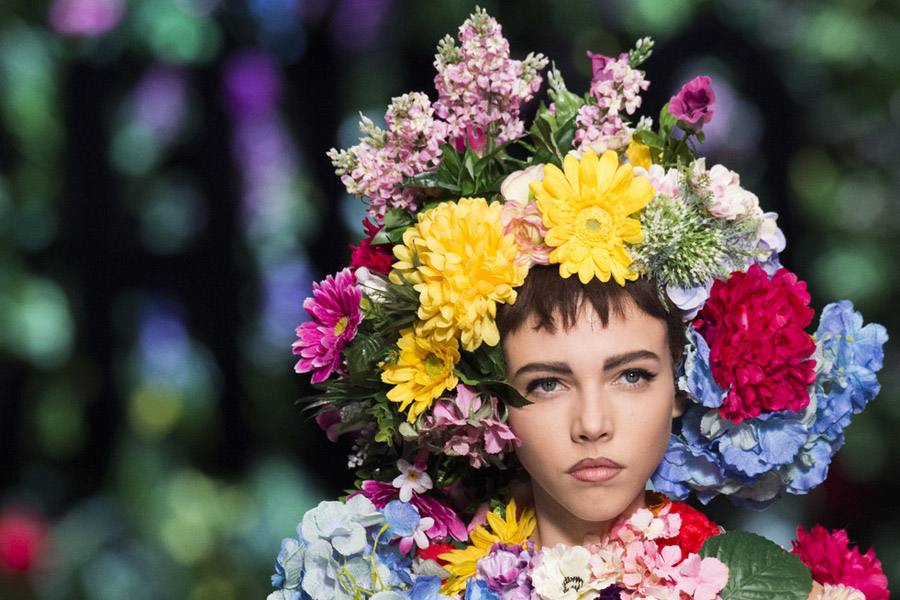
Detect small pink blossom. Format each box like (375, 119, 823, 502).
(675, 553, 729, 600)
(670, 75, 716, 131)
(392, 458, 433, 502)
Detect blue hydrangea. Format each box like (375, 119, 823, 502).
(269, 497, 421, 599)
(653, 301, 887, 509)
(464, 578, 503, 600)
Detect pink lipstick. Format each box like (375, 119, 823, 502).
(568, 457, 623, 483)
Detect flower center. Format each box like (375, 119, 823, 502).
(333, 316, 349, 336)
(424, 353, 444, 377)
(577, 206, 613, 244)
(562, 576, 584, 593)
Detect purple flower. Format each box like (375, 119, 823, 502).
(669, 76, 715, 131)
(476, 542, 535, 600)
(293, 269, 362, 383)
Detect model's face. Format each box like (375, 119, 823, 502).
(504, 301, 679, 548)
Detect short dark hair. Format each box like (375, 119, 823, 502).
(496, 265, 686, 368)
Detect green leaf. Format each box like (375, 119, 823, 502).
(699, 531, 812, 600)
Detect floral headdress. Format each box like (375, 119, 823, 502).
(295, 6, 887, 522)
(278, 9, 891, 600)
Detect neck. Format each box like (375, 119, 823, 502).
(529, 488, 650, 548)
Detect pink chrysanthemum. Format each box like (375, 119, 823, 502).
(293, 268, 362, 383)
(694, 265, 817, 423)
(791, 524, 889, 600)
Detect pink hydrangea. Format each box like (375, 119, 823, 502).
(791, 525, 889, 600)
(670, 75, 715, 131)
(293, 268, 362, 383)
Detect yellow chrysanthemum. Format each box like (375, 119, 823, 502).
(380, 329, 459, 423)
(439, 499, 536, 597)
(530, 149, 654, 285)
(389, 197, 527, 352)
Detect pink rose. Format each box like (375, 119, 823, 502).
(669, 75, 715, 131)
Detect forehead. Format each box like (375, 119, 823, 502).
(502, 301, 669, 363)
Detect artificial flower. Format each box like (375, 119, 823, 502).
(434, 8, 547, 147)
(692, 158, 761, 221)
(293, 268, 362, 383)
(392, 458, 434, 502)
(475, 541, 536, 600)
(500, 165, 552, 267)
(818, 584, 867, 600)
(655, 500, 721, 555)
(355, 480, 468, 543)
(440, 500, 536, 597)
(350, 218, 395, 275)
(381, 329, 460, 423)
(694, 266, 817, 423)
(532, 544, 612, 600)
(531, 149, 653, 285)
(390, 197, 527, 351)
(669, 75, 715, 131)
(791, 525, 889, 600)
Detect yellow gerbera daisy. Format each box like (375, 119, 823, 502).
(530, 149, 654, 285)
(439, 499, 536, 596)
(380, 329, 459, 423)
(390, 197, 527, 352)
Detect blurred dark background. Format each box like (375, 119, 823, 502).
(0, 0, 898, 597)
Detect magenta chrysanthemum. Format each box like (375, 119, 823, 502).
(293, 268, 362, 383)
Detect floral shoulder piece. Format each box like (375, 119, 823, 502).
(267, 492, 890, 599)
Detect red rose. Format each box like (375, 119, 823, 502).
(694, 266, 817, 423)
(791, 524, 889, 600)
(658, 501, 721, 555)
(350, 219, 394, 275)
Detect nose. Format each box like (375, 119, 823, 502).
(571, 387, 613, 443)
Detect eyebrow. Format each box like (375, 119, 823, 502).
(512, 350, 661, 379)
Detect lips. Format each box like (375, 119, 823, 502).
(568, 457, 623, 483)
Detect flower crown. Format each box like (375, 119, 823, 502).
(294, 8, 887, 513)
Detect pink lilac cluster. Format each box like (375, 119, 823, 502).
(574, 51, 649, 154)
(433, 8, 547, 149)
(330, 92, 448, 224)
(590, 506, 728, 600)
(417, 385, 520, 468)
(293, 268, 362, 383)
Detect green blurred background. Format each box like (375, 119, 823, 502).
(0, 0, 898, 597)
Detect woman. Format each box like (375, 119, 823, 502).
(273, 9, 888, 600)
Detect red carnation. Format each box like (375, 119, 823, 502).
(658, 501, 721, 555)
(418, 541, 458, 566)
(791, 524, 889, 600)
(350, 219, 395, 275)
(694, 266, 817, 423)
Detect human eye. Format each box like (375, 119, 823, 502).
(525, 377, 562, 396)
(617, 368, 657, 388)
